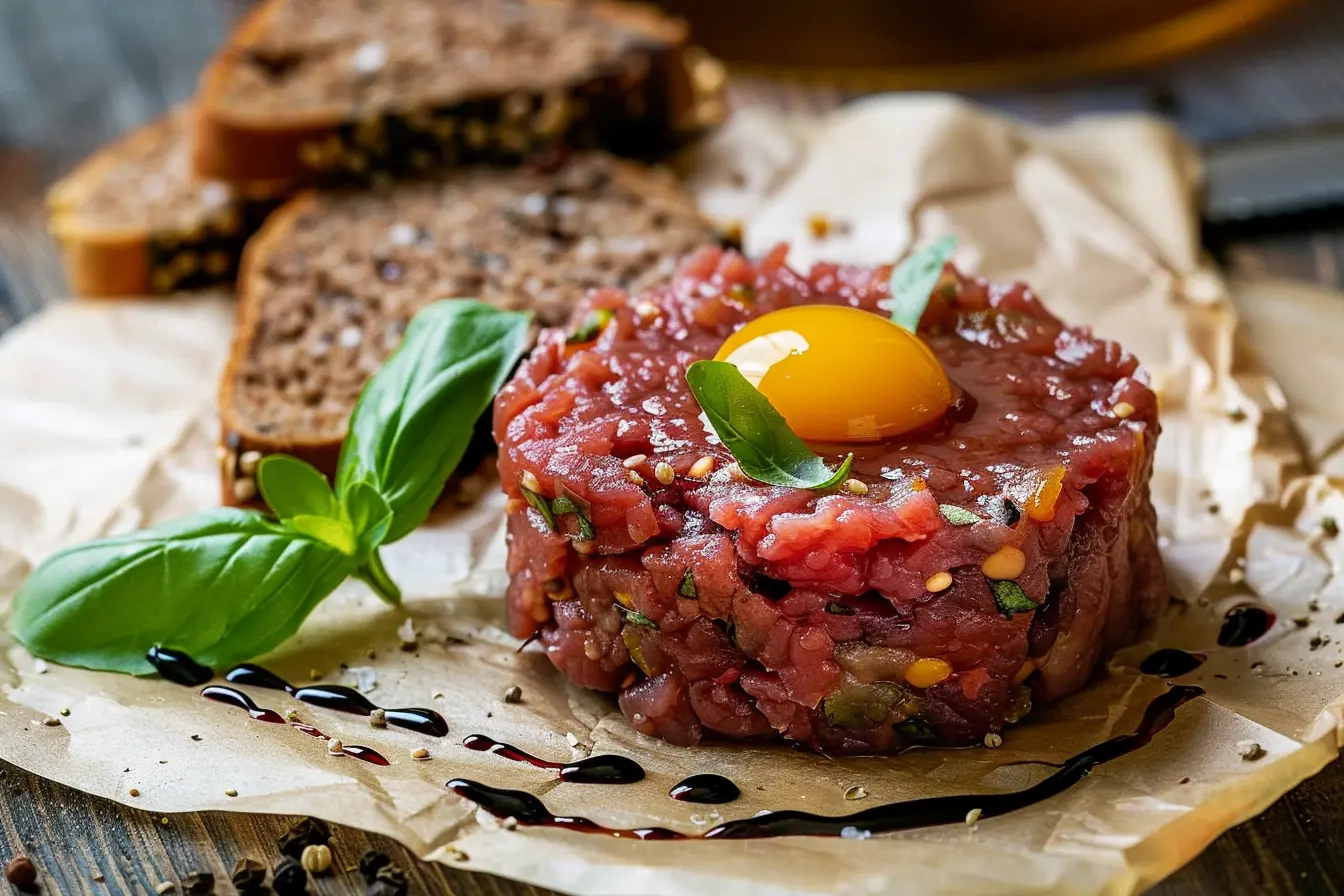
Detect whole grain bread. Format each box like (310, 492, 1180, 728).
(194, 0, 706, 186)
(47, 109, 285, 297)
(219, 153, 721, 505)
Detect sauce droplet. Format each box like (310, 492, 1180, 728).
(1218, 605, 1276, 648)
(1139, 649, 1206, 678)
(462, 734, 644, 784)
(224, 663, 295, 693)
(201, 686, 284, 723)
(669, 774, 740, 804)
(146, 646, 213, 687)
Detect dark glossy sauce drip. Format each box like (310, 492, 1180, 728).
(201, 686, 283, 723)
(287, 722, 388, 765)
(669, 774, 740, 804)
(447, 780, 682, 839)
(223, 664, 448, 737)
(450, 686, 1203, 840)
(462, 734, 644, 784)
(1140, 648, 1206, 677)
(225, 663, 295, 693)
(1218, 605, 1276, 648)
(145, 646, 213, 686)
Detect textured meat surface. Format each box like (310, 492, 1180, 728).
(495, 244, 1165, 753)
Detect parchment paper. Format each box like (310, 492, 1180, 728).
(1, 95, 1341, 896)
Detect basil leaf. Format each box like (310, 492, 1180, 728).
(287, 514, 356, 555)
(889, 235, 957, 332)
(685, 360, 852, 490)
(336, 299, 532, 543)
(520, 483, 556, 531)
(566, 308, 613, 344)
(257, 454, 338, 521)
(10, 509, 357, 674)
(991, 580, 1038, 618)
(677, 569, 697, 599)
(939, 504, 979, 526)
(343, 479, 394, 557)
(623, 610, 657, 629)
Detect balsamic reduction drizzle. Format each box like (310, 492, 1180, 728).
(669, 774, 740, 804)
(1218, 606, 1276, 648)
(447, 780, 682, 840)
(145, 646, 214, 686)
(451, 686, 1203, 841)
(202, 687, 389, 765)
(462, 734, 645, 784)
(1139, 648, 1206, 678)
(224, 663, 448, 737)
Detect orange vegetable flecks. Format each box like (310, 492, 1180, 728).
(1024, 465, 1067, 522)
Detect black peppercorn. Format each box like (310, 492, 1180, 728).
(182, 870, 215, 895)
(358, 849, 391, 883)
(272, 856, 307, 896)
(278, 816, 332, 858)
(230, 857, 266, 894)
(371, 863, 409, 896)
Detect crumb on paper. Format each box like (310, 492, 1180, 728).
(501, 816, 518, 831)
(154, 882, 174, 895)
(983, 732, 1003, 748)
(411, 748, 430, 760)
(285, 709, 301, 723)
(503, 685, 523, 704)
(327, 738, 344, 756)
(225, 789, 238, 797)
(343, 666, 377, 693)
(844, 785, 867, 801)
(398, 618, 418, 650)
(965, 808, 982, 827)
(32, 659, 47, 674)
(1237, 740, 1266, 762)
(448, 847, 469, 863)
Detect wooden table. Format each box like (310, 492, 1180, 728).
(2, 1, 1344, 893)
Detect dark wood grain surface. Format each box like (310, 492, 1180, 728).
(1, 1, 1343, 894)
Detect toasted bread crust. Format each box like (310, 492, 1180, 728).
(48, 111, 286, 297)
(193, 0, 696, 184)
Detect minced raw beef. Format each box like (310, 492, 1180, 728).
(494, 244, 1165, 753)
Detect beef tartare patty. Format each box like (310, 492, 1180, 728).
(494, 244, 1165, 753)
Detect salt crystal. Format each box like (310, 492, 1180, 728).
(339, 326, 363, 348)
(840, 826, 871, 840)
(520, 193, 548, 215)
(388, 222, 419, 246)
(351, 41, 387, 74)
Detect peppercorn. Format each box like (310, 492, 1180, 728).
(229, 858, 266, 894)
(278, 816, 332, 858)
(182, 870, 215, 895)
(272, 856, 307, 896)
(359, 849, 392, 883)
(5, 854, 37, 891)
(372, 863, 409, 896)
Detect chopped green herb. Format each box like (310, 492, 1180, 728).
(520, 484, 556, 531)
(622, 609, 657, 629)
(1323, 516, 1339, 538)
(727, 283, 755, 304)
(896, 717, 938, 740)
(677, 569, 698, 599)
(939, 504, 979, 527)
(825, 602, 855, 616)
(685, 360, 853, 490)
(990, 580, 1037, 618)
(551, 493, 595, 541)
(566, 308, 614, 344)
(888, 235, 958, 332)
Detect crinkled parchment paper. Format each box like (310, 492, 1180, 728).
(0, 96, 1340, 896)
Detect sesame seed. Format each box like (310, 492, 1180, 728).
(623, 454, 648, 469)
(655, 462, 676, 485)
(1113, 401, 1135, 419)
(521, 470, 541, 492)
(843, 785, 867, 801)
(688, 456, 716, 479)
(981, 545, 1027, 580)
(965, 808, 982, 826)
(238, 450, 263, 476)
(843, 478, 869, 495)
(232, 477, 257, 503)
(411, 748, 430, 760)
(626, 469, 644, 486)
(925, 572, 953, 593)
(983, 732, 1003, 748)
(225, 789, 238, 797)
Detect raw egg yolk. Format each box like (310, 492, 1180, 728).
(714, 305, 952, 442)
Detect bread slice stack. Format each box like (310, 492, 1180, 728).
(45, 0, 726, 504)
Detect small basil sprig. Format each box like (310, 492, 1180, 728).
(685, 360, 852, 490)
(10, 299, 531, 675)
(888, 235, 957, 332)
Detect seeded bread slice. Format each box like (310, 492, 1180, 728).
(219, 152, 720, 505)
(46, 109, 286, 297)
(193, 0, 705, 186)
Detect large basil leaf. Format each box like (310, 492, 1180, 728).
(336, 299, 532, 543)
(685, 360, 852, 490)
(888, 235, 957, 333)
(10, 509, 357, 674)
